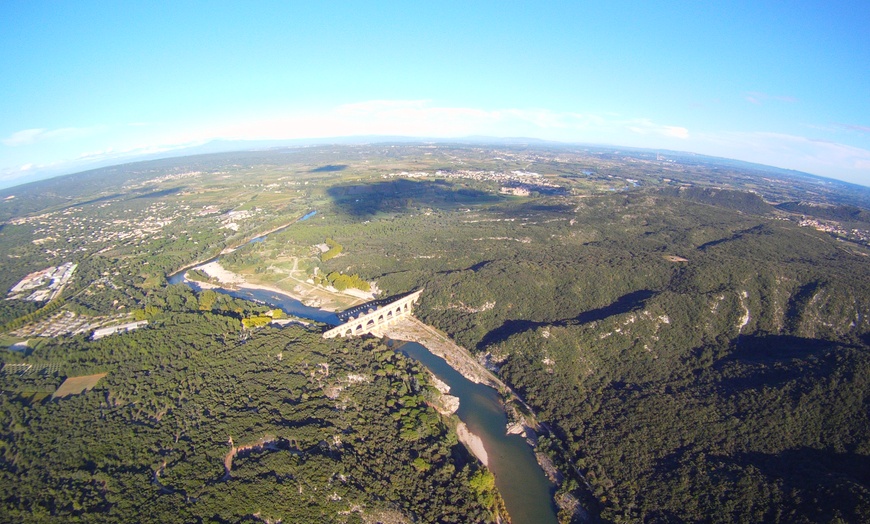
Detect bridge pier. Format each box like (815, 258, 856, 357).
(323, 289, 423, 338)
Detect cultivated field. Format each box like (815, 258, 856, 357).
(52, 373, 107, 399)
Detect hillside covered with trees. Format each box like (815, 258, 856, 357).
(0, 285, 498, 522)
(2, 143, 870, 523)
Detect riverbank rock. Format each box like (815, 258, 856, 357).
(436, 394, 460, 415)
(506, 421, 526, 436)
(429, 374, 460, 414)
(535, 452, 564, 485)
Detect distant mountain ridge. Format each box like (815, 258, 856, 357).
(3, 141, 870, 224)
(3, 135, 866, 192)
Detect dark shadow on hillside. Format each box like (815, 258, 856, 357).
(784, 281, 824, 331)
(736, 448, 870, 488)
(647, 447, 870, 520)
(713, 335, 851, 394)
(43, 192, 123, 215)
(477, 289, 656, 350)
(327, 179, 498, 217)
(729, 334, 846, 363)
(495, 202, 575, 219)
(131, 187, 183, 200)
(511, 202, 573, 213)
(438, 260, 493, 276)
(68, 193, 123, 208)
(697, 224, 770, 250)
(731, 448, 870, 519)
(310, 164, 348, 172)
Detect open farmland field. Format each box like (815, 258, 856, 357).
(51, 372, 107, 399)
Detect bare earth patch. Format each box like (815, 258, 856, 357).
(663, 255, 689, 262)
(52, 373, 107, 399)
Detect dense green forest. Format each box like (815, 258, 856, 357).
(261, 183, 870, 523)
(0, 286, 498, 523)
(417, 198, 870, 523)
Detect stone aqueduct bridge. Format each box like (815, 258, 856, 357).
(323, 289, 424, 339)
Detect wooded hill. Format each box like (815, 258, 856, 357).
(0, 286, 499, 523)
(273, 185, 870, 523)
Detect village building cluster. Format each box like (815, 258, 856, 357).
(219, 209, 258, 231)
(10, 310, 134, 339)
(7, 262, 77, 302)
(9, 201, 182, 260)
(798, 218, 870, 246)
(91, 320, 149, 340)
(384, 169, 563, 193)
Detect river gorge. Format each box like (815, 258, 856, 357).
(167, 219, 560, 523)
(172, 272, 560, 523)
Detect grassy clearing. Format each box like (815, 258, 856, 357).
(0, 334, 26, 349)
(52, 373, 108, 399)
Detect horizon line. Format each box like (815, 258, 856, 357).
(0, 135, 865, 193)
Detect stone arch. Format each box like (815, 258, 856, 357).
(377, 314, 385, 324)
(344, 328, 353, 337)
(355, 324, 363, 333)
(365, 319, 376, 330)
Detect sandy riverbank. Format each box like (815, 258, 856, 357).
(456, 422, 489, 467)
(190, 261, 364, 312)
(374, 317, 504, 388)
(424, 371, 488, 467)
(196, 261, 246, 285)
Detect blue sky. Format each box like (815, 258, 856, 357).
(2, 1, 869, 188)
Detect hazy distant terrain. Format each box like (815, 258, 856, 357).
(1, 143, 869, 523)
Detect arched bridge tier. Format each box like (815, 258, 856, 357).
(323, 289, 424, 338)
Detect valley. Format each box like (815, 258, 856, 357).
(1, 143, 870, 523)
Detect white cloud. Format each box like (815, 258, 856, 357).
(208, 101, 689, 147)
(2, 125, 107, 146)
(625, 118, 690, 139)
(706, 131, 869, 164)
(78, 147, 114, 159)
(334, 99, 433, 115)
(837, 123, 870, 135)
(2, 129, 48, 146)
(9, 99, 866, 188)
(1, 101, 695, 187)
(0, 163, 45, 184)
(696, 130, 870, 185)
